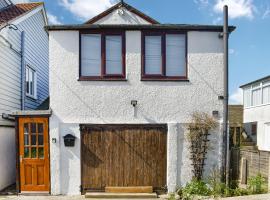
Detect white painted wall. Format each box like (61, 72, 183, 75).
(0, 127, 16, 190)
(244, 104, 270, 151)
(49, 30, 224, 195)
(93, 8, 151, 24)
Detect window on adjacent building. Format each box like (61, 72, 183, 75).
(26, 65, 36, 98)
(263, 81, 270, 104)
(251, 123, 257, 136)
(80, 32, 125, 80)
(142, 32, 187, 80)
(243, 79, 270, 108)
(252, 88, 261, 106)
(243, 88, 251, 107)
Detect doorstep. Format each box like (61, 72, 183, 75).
(85, 192, 158, 199)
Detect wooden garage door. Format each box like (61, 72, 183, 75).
(81, 124, 167, 193)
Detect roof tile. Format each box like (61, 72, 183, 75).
(0, 2, 42, 25)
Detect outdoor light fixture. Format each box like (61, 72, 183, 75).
(117, 8, 125, 15)
(212, 110, 219, 117)
(218, 96, 224, 100)
(131, 100, 137, 107)
(52, 138, 57, 143)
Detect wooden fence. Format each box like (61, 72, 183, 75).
(230, 148, 270, 184)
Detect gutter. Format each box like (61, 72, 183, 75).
(45, 24, 236, 32)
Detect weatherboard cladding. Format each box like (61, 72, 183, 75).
(0, 0, 9, 11)
(19, 10, 49, 110)
(0, 9, 48, 118)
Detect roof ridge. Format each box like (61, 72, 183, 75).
(84, 1, 159, 24)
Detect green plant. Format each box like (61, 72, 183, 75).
(187, 112, 218, 180)
(180, 179, 211, 200)
(168, 193, 176, 200)
(247, 174, 267, 194)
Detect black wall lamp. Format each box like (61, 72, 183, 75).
(131, 100, 137, 107)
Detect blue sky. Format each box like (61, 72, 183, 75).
(14, 0, 270, 104)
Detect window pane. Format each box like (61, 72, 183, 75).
(145, 36, 162, 75)
(38, 134, 43, 145)
(24, 147, 30, 158)
(24, 123, 29, 145)
(263, 86, 270, 104)
(81, 34, 101, 76)
(166, 34, 186, 76)
(31, 147, 37, 158)
(31, 134, 36, 145)
(26, 68, 29, 93)
(31, 71, 35, 95)
(38, 123, 43, 133)
(106, 36, 122, 74)
(38, 148, 44, 158)
(31, 123, 36, 133)
(243, 88, 251, 107)
(252, 88, 261, 106)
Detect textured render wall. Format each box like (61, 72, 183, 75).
(0, 127, 16, 190)
(49, 30, 224, 194)
(93, 8, 151, 24)
(244, 105, 270, 151)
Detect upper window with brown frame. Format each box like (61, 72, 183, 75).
(79, 31, 125, 80)
(142, 31, 187, 81)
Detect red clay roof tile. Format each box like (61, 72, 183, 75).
(0, 2, 43, 25)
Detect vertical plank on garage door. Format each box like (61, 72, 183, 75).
(81, 125, 167, 192)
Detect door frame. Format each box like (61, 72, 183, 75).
(15, 115, 51, 194)
(79, 124, 168, 194)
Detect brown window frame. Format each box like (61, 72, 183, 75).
(79, 30, 126, 81)
(141, 30, 188, 81)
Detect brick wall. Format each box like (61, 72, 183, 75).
(229, 105, 243, 126)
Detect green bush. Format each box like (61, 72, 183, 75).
(176, 174, 268, 199)
(179, 179, 211, 200)
(247, 174, 268, 194)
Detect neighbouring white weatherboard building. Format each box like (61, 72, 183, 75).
(0, 0, 49, 191)
(241, 75, 270, 151)
(35, 2, 234, 195)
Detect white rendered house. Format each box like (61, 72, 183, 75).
(12, 1, 235, 195)
(241, 75, 270, 151)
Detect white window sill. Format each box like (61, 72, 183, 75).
(26, 94, 37, 100)
(244, 102, 270, 109)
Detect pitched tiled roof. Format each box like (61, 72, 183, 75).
(0, 2, 43, 25)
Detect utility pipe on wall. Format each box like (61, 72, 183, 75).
(222, 5, 229, 185)
(21, 31, 25, 110)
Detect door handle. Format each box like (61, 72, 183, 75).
(20, 155, 23, 163)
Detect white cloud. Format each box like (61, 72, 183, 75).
(59, 0, 116, 21)
(194, 0, 209, 8)
(229, 48, 235, 54)
(229, 88, 243, 105)
(212, 16, 222, 24)
(214, 0, 256, 19)
(47, 13, 62, 25)
(262, 7, 270, 19)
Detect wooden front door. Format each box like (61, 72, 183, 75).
(19, 117, 50, 192)
(81, 124, 167, 193)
